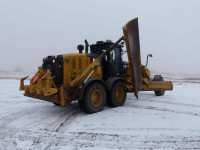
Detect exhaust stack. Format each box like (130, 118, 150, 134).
(85, 39, 89, 54)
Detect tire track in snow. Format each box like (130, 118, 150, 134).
(1, 108, 200, 150)
(0, 105, 48, 126)
(39, 105, 82, 132)
(24, 105, 80, 131)
(4, 129, 200, 150)
(55, 109, 82, 132)
(129, 105, 200, 117)
(141, 99, 200, 109)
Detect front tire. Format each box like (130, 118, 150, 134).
(107, 81, 127, 107)
(153, 75, 165, 96)
(83, 82, 106, 113)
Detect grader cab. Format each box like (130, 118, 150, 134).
(20, 18, 173, 113)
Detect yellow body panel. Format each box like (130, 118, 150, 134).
(62, 53, 102, 85)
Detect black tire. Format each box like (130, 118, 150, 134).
(153, 75, 165, 96)
(107, 81, 127, 107)
(78, 100, 88, 113)
(82, 82, 106, 113)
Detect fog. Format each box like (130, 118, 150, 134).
(0, 0, 200, 75)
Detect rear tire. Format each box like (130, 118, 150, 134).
(153, 75, 165, 96)
(107, 81, 127, 107)
(78, 100, 88, 113)
(82, 82, 106, 113)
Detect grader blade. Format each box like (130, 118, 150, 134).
(24, 92, 58, 103)
(123, 17, 142, 98)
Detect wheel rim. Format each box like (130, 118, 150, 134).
(90, 89, 103, 107)
(115, 87, 124, 102)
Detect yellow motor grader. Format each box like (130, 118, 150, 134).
(20, 18, 173, 113)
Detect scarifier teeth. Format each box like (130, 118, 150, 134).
(36, 79, 44, 94)
(22, 76, 29, 80)
(19, 76, 29, 90)
(41, 74, 47, 80)
(49, 76, 55, 80)
(20, 70, 58, 97)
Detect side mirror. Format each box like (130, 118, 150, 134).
(145, 54, 153, 67)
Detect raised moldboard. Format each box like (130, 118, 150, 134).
(123, 17, 142, 99)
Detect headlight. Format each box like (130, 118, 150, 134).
(42, 61, 44, 64)
(52, 60, 55, 63)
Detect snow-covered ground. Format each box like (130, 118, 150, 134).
(0, 71, 33, 80)
(0, 79, 200, 149)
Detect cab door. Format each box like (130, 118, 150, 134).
(102, 47, 122, 80)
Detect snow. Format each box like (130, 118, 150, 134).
(0, 79, 200, 149)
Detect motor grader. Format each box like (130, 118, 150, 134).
(20, 18, 173, 113)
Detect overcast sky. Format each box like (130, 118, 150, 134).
(0, 0, 200, 75)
